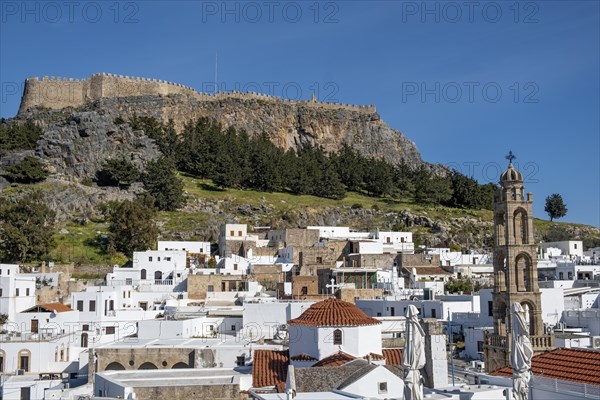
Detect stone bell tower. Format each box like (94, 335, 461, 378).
(484, 154, 553, 372)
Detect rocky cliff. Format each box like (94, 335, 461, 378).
(17, 94, 423, 174)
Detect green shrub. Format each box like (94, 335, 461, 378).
(2, 157, 48, 183)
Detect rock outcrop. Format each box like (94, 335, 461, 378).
(27, 110, 161, 179)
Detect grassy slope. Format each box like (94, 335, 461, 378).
(30, 173, 599, 265)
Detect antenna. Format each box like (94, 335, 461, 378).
(214, 52, 218, 94)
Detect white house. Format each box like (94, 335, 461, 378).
(107, 250, 188, 287)
(370, 231, 414, 253)
(287, 298, 382, 361)
(157, 240, 211, 255)
(0, 264, 36, 322)
(540, 241, 584, 258)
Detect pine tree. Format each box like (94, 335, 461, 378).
(142, 157, 185, 211)
(545, 193, 568, 221)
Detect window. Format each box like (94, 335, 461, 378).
(141, 269, 147, 280)
(157, 257, 161, 262)
(89, 301, 96, 312)
(149, 256, 153, 262)
(316, 256, 323, 263)
(378, 382, 388, 394)
(207, 285, 214, 292)
(26, 288, 30, 296)
(559, 272, 564, 280)
(431, 309, 437, 318)
(139, 302, 148, 311)
(234, 263, 238, 271)
(238, 230, 242, 236)
(125, 278, 132, 285)
(230, 230, 234, 236)
(568, 272, 573, 280)
(0, 288, 2, 296)
(0, 352, 4, 372)
(19, 350, 30, 372)
(105, 326, 116, 335)
(16, 288, 19, 297)
(82, 324, 89, 331)
(333, 329, 343, 345)
(377, 312, 382, 317)
(236, 356, 245, 366)
(301, 286, 308, 295)
(231, 325, 237, 331)
(77, 301, 84, 312)
(477, 341, 484, 352)
(166, 257, 171, 261)
(574, 244, 578, 249)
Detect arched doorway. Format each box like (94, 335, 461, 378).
(154, 271, 163, 282)
(172, 362, 188, 369)
(141, 269, 147, 280)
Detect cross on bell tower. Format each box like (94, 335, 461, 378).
(483, 154, 553, 372)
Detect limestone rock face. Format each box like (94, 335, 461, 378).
(32, 110, 161, 179)
(84, 94, 423, 166)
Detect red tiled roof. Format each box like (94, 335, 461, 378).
(363, 353, 386, 361)
(24, 303, 74, 313)
(288, 298, 381, 327)
(252, 350, 289, 389)
(312, 351, 356, 367)
(40, 303, 73, 312)
(290, 353, 318, 361)
(382, 348, 403, 366)
(490, 348, 600, 386)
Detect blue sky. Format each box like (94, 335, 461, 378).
(1, 1, 598, 227)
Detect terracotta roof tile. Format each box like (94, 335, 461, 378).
(312, 351, 356, 367)
(290, 353, 318, 361)
(252, 350, 289, 389)
(24, 303, 73, 313)
(382, 348, 403, 365)
(40, 303, 73, 312)
(363, 353, 386, 361)
(288, 298, 381, 327)
(490, 348, 600, 386)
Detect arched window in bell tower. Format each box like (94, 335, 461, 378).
(513, 208, 528, 245)
(515, 253, 533, 292)
(520, 301, 535, 335)
(495, 212, 506, 246)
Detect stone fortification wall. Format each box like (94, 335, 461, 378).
(19, 73, 376, 114)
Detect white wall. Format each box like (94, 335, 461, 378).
(540, 241, 584, 258)
(243, 301, 314, 340)
(562, 309, 600, 336)
(158, 240, 210, 254)
(289, 324, 382, 360)
(0, 265, 36, 322)
(540, 288, 565, 326)
(341, 366, 405, 399)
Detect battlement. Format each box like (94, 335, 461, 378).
(18, 73, 376, 114)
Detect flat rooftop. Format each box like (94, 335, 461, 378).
(98, 368, 250, 387)
(97, 336, 283, 350)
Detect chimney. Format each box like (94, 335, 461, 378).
(285, 365, 296, 399)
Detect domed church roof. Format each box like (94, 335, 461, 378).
(288, 298, 381, 327)
(500, 162, 523, 182)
